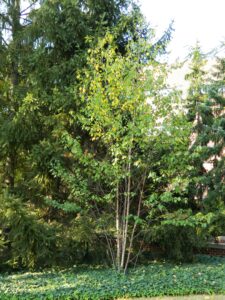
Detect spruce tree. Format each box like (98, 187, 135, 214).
(203, 57, 225, 211)
(185, 45, 209, 208)
(186, 46, 225, 235)
(0, 0, 32, 190)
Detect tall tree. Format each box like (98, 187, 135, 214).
(202, 57, 225, 213)
(0, 0, 33, 190)
(185, 45, 209, 207)
(47, 32, 187, 272)
(185, 45, 225, 237)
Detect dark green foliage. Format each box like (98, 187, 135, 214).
(27, 0, 148, 89)
(146, 225, 203, 262)
(56, 213, 109, 266)
(0, 192, 56, 269)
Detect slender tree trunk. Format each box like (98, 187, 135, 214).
(116, 182, 121, 271)
(4, 150, 16, 189)
(124, 173, 146, 273)
(120, 146, 132, 271)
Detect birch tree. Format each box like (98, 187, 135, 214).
(76, 33, 181, 272)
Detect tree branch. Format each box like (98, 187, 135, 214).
(0, 35, 8, 46)
(0, 13, 12, 26)
(20, 1, 39, 15)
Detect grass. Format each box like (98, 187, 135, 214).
(0, 256, 224, 299)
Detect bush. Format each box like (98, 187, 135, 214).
(144, 224, 206, 262)
(0, 192, 56, 269)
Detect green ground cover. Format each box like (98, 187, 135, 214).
(0, 256, 224, 300)
(122, 296, 225, 300)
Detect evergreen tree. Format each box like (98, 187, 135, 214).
(202, 59, 225, 234)
(185, 45, 209, 208)
(0, 0, 37, 191)
(185, 46, 225, 236)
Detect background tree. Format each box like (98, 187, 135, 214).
(184, 45, 225, 243)
(184, 44, 209, 208)
(201, 57, 225, 236)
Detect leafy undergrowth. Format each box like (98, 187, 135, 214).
(0, 256, 225, 300)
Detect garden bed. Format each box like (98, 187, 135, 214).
(0, 256, 224, 300)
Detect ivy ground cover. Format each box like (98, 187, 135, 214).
(0, 256, 224, 300)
